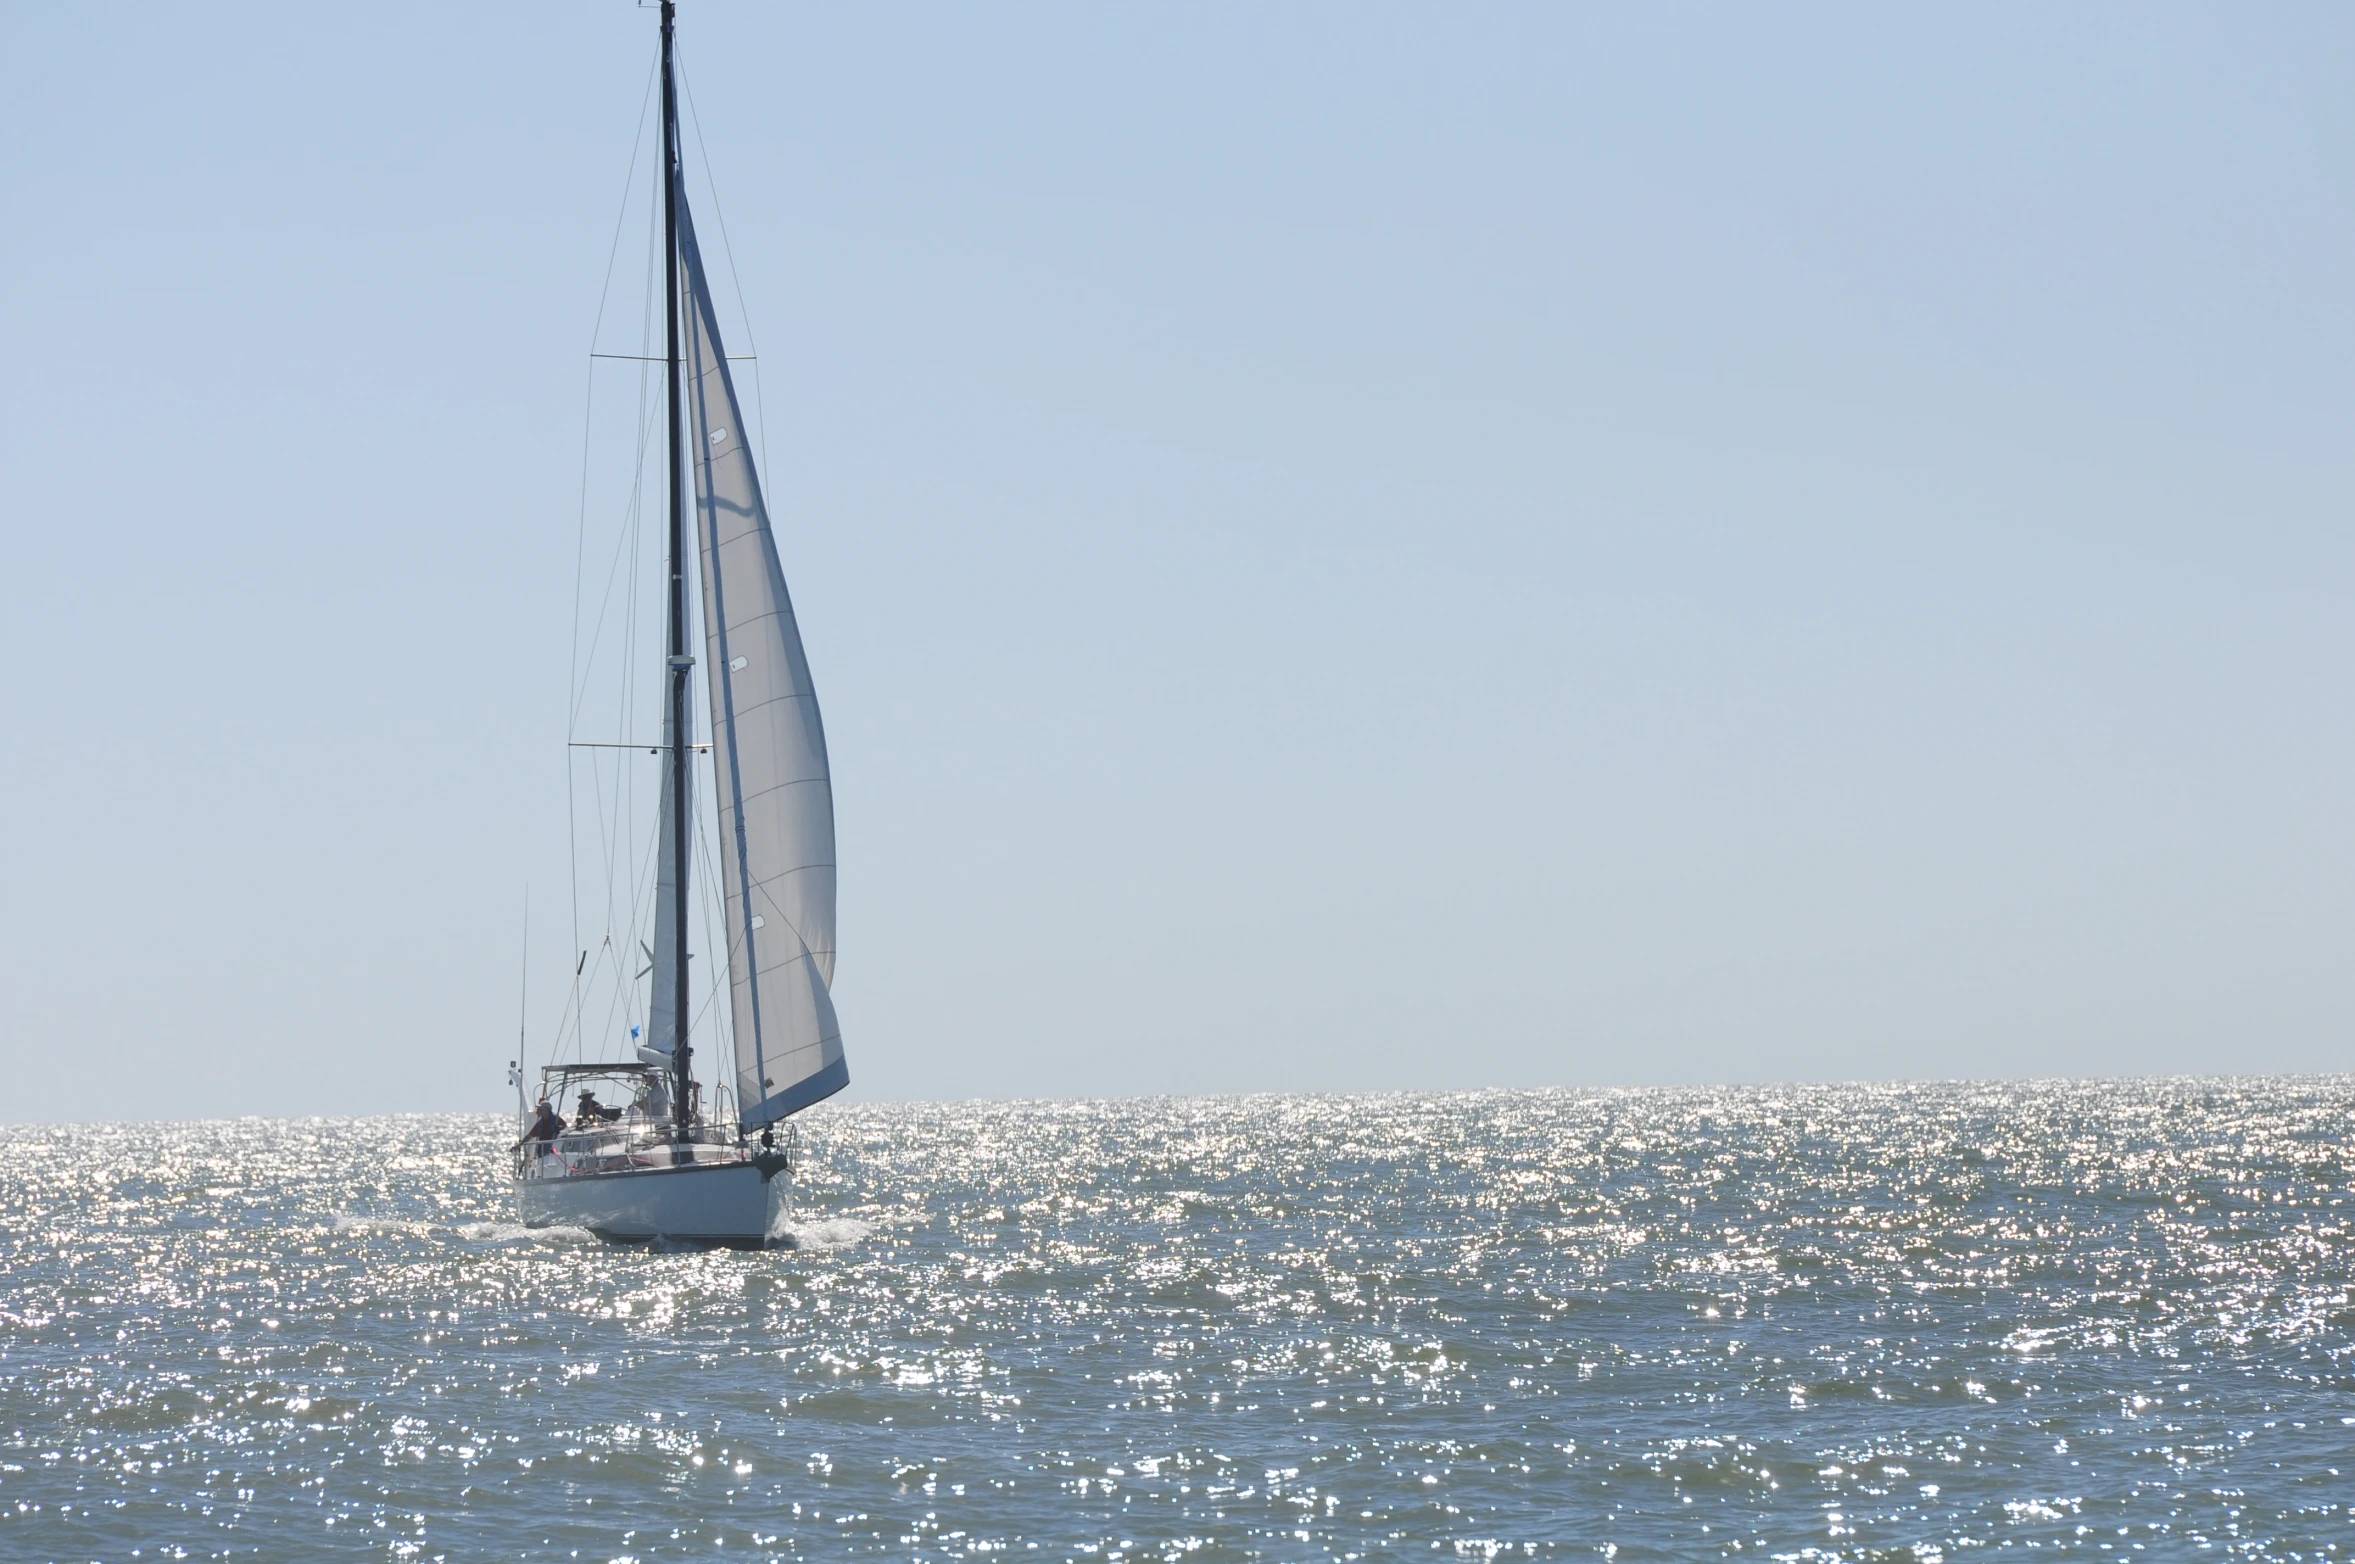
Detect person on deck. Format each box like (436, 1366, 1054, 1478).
(634, 1073, 672, 1125)
(575, 1090, 617, 1125)
(525, 1100, 564, 1150)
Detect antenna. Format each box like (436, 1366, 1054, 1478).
(516, 888, 531, 1055)
(512, 889, 531, 1121)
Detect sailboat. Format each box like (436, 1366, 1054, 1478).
(512, 0, 846, 1247)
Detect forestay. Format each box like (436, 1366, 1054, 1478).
(677, 193, 848, 1127)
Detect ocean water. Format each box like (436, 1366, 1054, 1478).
(4, 1081, 2353, 1562)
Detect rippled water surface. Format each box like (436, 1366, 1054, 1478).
(6, 1081, 2355, 1560)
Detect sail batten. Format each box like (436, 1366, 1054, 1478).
(677, 191, 846, 1127)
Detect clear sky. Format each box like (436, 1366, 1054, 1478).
(4, 3, 2351, 1124)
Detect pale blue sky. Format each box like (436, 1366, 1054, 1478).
(4, 3, 2351, 1122)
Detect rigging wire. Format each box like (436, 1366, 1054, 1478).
(560, 58, 660, 1079)
(569, 164, 669, 1066)
(608, 182, 668, 1058)
(676, 51, 777, 503)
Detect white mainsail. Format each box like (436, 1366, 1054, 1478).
(678, 195, 848, 1128)
(641, 710, 688, 1069)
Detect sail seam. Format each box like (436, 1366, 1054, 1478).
(704, 688, 820, 721)
(719, 776, 833, 811)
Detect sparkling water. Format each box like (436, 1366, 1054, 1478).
(4, 1080, 2352, 1559)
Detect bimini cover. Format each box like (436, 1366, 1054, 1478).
(677, 192, 848, 1127)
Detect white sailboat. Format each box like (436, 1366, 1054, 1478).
(512, 0, 846, 1247)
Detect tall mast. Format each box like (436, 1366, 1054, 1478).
(660, 0, 694, 1129)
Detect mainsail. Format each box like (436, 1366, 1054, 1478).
(677, 193, 848, 1128)
(640, 711, 688, 1069)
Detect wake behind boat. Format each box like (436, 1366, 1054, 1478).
(510, 1, 846, 1247)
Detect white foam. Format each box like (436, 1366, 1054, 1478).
(327, 1213, 432, 1237)
(775, 1217, 872, 1252)
(455, 1221, 597, 1246)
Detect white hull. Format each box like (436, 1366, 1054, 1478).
(517, 1160, 777, 1246)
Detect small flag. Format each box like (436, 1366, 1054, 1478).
(630, 1025, 641, 1039)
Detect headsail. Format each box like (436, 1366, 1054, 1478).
(677, 194, 848, 1127)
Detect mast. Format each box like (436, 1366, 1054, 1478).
(660, 0, 694, 1129)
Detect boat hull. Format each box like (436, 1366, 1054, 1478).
(516, 1160, 776, 1247)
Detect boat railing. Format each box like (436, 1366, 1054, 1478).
(512, 1112, 747, 1180)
